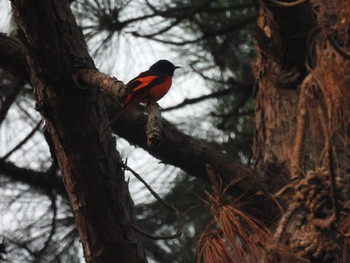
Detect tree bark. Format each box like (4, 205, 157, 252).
(255, 1, 350, 262)
(9, 0, 145, 262)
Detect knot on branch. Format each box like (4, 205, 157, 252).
(124, 164, 182, 240)
(145, 101, 163, 147)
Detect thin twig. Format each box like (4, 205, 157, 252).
(191, 65, 253, 86)
(130, 18, 183, 38)
(290, 77, 309, 179)
(0, 79, 23, 125)
(124, 165, 182, 240)
(1, 120, 43, 161)
(162, 87, 239, 112)
(328, 34, 350, 60)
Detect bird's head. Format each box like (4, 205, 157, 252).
(149, 59, 180, 77)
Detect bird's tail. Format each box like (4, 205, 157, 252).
(101, 95, 141, 135)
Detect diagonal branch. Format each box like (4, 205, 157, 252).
(1, 120, 43, 161)
(162, 87, 239, 112)
(125, 165, 182, 240)
(0, 78, 24, 125)
(0, 34, 29, 82)
(0, 161, 66, 196)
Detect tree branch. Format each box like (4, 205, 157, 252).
(0, 34, 29, 82)
(0, 161, 66, 196)
(125, 165, 182, 240)
(104, 97, 264, 193)
(75, 69, 126, 98)
(162, 87, 239, 112)
(1, 120, 43, 161)
(0, 78, 24, 125)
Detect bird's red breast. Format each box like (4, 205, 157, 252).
(123, 72, 172, 110)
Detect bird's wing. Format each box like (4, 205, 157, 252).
(126, 70, 167, 96)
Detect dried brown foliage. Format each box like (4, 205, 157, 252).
(196, 166, 271, 263)
(339, 216, 350, 237)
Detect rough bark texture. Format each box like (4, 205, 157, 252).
(9, 0, 145, 262)
(110, 106, 254, 186)
(145, 102, 163, 147)
(255, 1, 350, 262)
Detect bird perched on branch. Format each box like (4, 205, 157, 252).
(103, 59, 180, 132)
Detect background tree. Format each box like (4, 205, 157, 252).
(254, 1, 350, 262)
(1, 0, 350, 262)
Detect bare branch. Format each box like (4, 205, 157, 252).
(1, 120, 43, 161)
(104, 99, 277, 224)
(191, 65, 254, 87)
(145, 0, 214, 18)
(74, 69, 126, 98)
(217, 85, 253, 130)
(131, 18, 183, 38)
(0, 161, 66, 196)
(0, 78, 24, 125)
(125, 165, 182, 240)
(35, 193, 57, 260)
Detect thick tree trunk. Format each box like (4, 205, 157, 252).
(10, 0, 145, 262)
(255, 1, 350, 262)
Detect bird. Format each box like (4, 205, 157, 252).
(103, 59, 180, 133)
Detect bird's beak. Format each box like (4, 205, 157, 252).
(175, 66, 181, 69)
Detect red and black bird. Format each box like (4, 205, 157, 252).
(105, 59, 180, 130)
